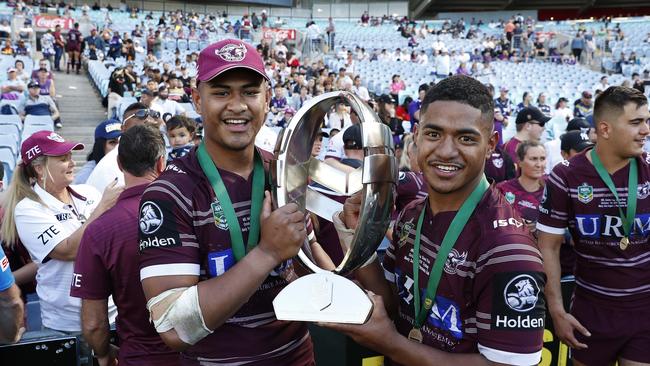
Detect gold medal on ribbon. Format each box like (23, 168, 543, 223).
(620, 236, 630, 250)
(408, 328, 423, 343)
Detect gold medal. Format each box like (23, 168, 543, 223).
(620, 236, 630, 250)
(408, 328, 423, 343)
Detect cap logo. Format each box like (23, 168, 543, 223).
(47, 132, 64, 142)
(105, 123, 121, 133)
(215, 43, 247, 62)
(527, 114, 532, 120)
(25, 145, 41, 160)
(580, 128, 590, 141)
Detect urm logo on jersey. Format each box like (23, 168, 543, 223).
(575, 214, 650, 238)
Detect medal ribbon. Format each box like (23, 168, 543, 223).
(412, 175, 489, 329)
(197, 142, 265, 261)
(590, 149, 638, 241)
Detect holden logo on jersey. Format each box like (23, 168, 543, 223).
(443, 249, 467, 275)
(211, 199, 229, 230)
(504, 191, 515, 204)
(139, 201, 163, 234)
(638, 182, 650, 200)
(504, 274, 540, 312)
(492, 157, 503, 169)
(216, 42, 247, 62)
(577, 183, 593, 204)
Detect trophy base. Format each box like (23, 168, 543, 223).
(273, 272, 373, 324)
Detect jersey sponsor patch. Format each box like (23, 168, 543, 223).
(428, 295, 463, 340)
(575, 213, 650, 239)
(55, 212, 73, 222)
(138, 200, 181, 252)
(491, 271, 545, 330)
(38, 225, 61, 245)
(208, 249, 236, 277)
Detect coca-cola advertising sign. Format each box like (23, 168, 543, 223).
(262, 27, 297, 41)
(34, 15, 74, 30)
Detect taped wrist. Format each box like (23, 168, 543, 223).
(146, 286, 213, 345)
(333, 211, 354, 252)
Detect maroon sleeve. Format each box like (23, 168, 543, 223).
(70, 226, 110, 300)
(537, 163, 571, 235)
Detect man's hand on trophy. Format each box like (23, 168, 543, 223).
(341, 191, 362, 230)
(259, 191, 307, 265)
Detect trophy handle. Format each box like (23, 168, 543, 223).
(271, 91, 397, 277)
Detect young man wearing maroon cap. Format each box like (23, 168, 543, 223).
(138, 39, 313, 365)
(71, 125, 179, 366)
(538, 86, 650, 365)
(324, 75, 545, 365)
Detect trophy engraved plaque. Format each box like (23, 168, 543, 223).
(271, 91, 397, 324)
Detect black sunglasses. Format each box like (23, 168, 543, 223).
(124, 109, 160, 123)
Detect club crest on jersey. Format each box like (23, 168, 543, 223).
(577, 183, 593, 204)
(211, 199, 229, 230)
(492, 157, 503, 169)
(443, 249, 467, 275)
(215, 42, 247, 62)
(399, 219, 414, 246)
(505, 192, 515, 204)
(639, 182, 650, 200)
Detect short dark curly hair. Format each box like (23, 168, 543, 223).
(421, 75, 495, 126)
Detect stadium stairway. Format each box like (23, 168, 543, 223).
(56, 72, 107, 171)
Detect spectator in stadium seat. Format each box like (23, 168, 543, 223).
(389, 74, 405, 104)
(20, 80, 62, 129)
(0, 131, 121, 360)
(350, 75, 370, 102)
(74, 119, 122, 185)
(31, 59, 54, 81)
(0, 246, 24, 344)
(14, 60, 29, 84)
(573, 90, 593, 118)
(36, 68, 56, 97)
(503, 106, 550, 164)
(408, 83, 429, 126)
(515, 91, 533, 114)
(71, 125, 179, 366)
(1, 68, 25, 101)
(155, 85, 186, 120)
(86, 102, 163, 192)
(537, 93, 551, 117)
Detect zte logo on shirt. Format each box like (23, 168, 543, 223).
(492, 218, 523, 229)
(39, 225, 60, 245)
(71, 273, 82, 288)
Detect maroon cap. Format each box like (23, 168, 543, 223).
(21, 131, 84, 166)
(197, 39, 269, 83)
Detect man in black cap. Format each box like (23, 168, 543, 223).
(19, 80, 62, 129)
(503, 106, 550, 164)
(544, 117, 594, 173)
(560, 130, 594, 160)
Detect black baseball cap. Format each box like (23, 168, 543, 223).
(515, 106, 551, 125)
(566, 117, 590, 131)
(561, 130, 594, 152)
(343, 124, 362, 150)
(27, 80, 39, 88)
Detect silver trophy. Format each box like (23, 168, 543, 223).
(271, 91, 397, 324)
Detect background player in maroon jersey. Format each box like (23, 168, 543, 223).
(496, 140, 546, 231)
(538, 86, 650, 366)
(322, 75, 545, 365)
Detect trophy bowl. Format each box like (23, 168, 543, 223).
(270, 91, 397, 323)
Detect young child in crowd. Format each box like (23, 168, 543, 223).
(166, 115, 197, 162)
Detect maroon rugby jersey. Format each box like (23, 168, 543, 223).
(384, 188, 545, 365)
(395, 171, 428, 215)
(496, 178, 544, 222)
(138, 147, 313, 366)
(538, 150, 650, 309)
(503, 137, 522, 164)
(484, 147, 516, 184)
(71, 184, 179, 365)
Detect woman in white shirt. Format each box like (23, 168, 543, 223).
(327, 102, 352, 130)
(1, 131, 121, 335)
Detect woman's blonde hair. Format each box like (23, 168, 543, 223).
(399, 134, 414, 171)
(1, 156, 47, 247)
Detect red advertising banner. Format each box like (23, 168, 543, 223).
(34, 15, 74, 30)
(262, 27, 297, 41)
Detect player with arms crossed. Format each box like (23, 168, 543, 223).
(138, 39, 313, 365)
(324, 75, 546, 365)
(538, 86, 650, 366)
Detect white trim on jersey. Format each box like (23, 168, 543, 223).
(536, 222, 566, 235)
(384, 268, 396, 283)
(478, 343, 541, 365)
(140, 263, 201, 280)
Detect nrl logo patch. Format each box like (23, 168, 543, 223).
(216, 43, 247, 62)
(577, 183, 593, 204)
(399, 219, 414, 246)
(505, 191, 515, 204)
(211, 199, 229, 230)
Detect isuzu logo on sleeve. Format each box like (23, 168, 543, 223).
(139, 201, 164, 234)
